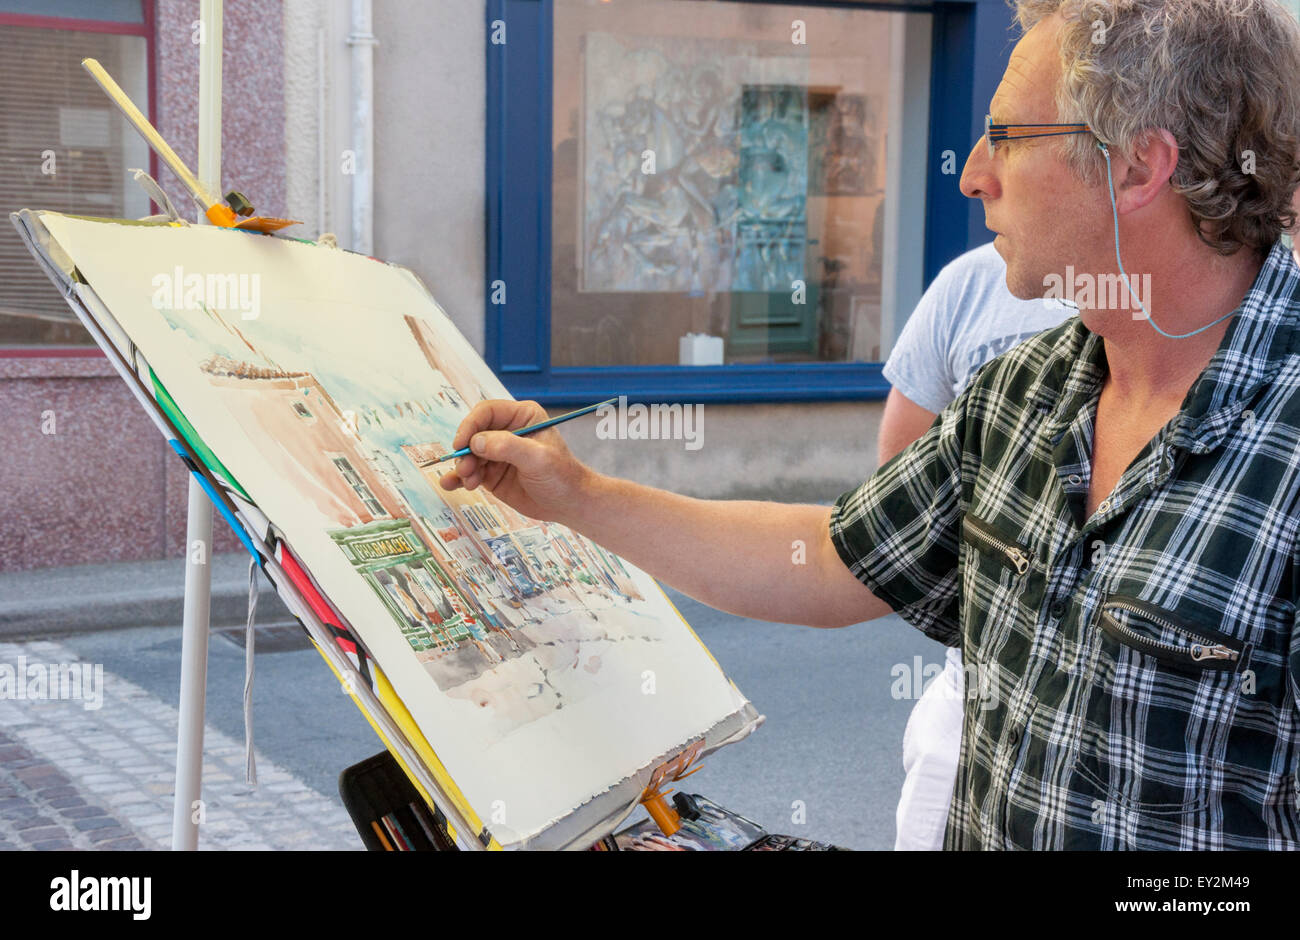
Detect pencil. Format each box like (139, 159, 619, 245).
(381, 815, 406, 850)
(370, 819, 394, 851)
(430, 397, 618, 465)
(388, 812, 415, 851)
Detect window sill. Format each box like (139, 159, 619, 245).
(498, 362, 890, 405)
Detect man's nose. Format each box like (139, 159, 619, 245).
(959, 139, 999, 201)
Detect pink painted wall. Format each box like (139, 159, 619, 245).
(155, 0, 287, 220)
(0, 0, 285, 572)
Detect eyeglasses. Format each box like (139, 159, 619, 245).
(985, 114, 1094, 158)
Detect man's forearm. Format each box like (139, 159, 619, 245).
(555, 471, 887, 628)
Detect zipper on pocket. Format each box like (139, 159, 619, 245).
(961, 515, 1031, 575)
(1098, 597, 1244, 671)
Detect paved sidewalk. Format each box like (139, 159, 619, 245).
(0, 637, 359, 851)
(0, 553, 291, 638)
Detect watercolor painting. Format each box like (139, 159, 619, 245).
(30, 213, 758, 845)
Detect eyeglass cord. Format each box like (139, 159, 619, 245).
(1099, 141, 1239, 339)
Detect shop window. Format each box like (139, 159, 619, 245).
(550, 0, 912, 368)
(0, 1, 151, 348)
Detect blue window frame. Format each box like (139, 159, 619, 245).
(486, 0, 1013, 405)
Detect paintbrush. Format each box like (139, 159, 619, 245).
(431, 397, 618, 465)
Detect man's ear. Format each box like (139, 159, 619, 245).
(1112, 128, 1178, 214)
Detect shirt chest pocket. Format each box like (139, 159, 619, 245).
(1073, 595, 1249, 821)
(959, 514, 1040, 666)
(1097, 598, 1247, 671)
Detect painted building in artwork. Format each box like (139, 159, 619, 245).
(404, 440, 643, 603)
(421, 517, 532, 639)
(203, 360, 381, 528)
(404, 314, 490, 407)
(329, 519, 474, 654)
(197, 353, 491, 658)
(549, 529, 644, 603)
(403, 440, 548, 595)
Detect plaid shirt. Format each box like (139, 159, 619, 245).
(831, 238, 1300, 850)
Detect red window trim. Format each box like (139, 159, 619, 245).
(0, 11, 149, 35)
(0, 0, 156, 361)
(0, 347, 106, 358)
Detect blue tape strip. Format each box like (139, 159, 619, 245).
(168, 438, 262, 565)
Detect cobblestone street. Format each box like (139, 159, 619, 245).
(0, 728, 144, 851)
(0, 637, 359, 851)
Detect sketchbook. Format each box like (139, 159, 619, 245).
(12, 209, 762, 850)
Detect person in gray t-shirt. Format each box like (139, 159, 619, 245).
(879, 241, 1072, 850)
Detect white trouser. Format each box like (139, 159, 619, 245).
(895, 645, 964, 850)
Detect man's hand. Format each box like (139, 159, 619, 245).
(438, 399, 593, 523)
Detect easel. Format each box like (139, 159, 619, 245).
(172, 0, 221, 852)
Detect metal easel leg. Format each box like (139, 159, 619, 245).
(171, 0, 223, 852)
(172, 476, 213, 850)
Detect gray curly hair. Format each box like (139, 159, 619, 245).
(1014, 0, 1300, 255)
